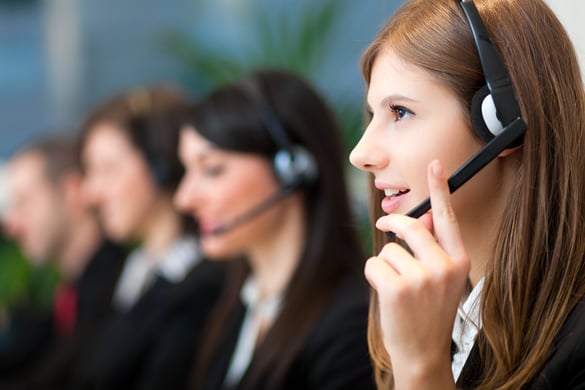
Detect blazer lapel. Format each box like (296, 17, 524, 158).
(456, 341, 483, 390)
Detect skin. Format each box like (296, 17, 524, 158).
(3, 151, 101, 279)
(174, 128, 304, 298)
(3, 152, 68, 265)
(349, 49, 520, 388)
(82, 123, 181, 257)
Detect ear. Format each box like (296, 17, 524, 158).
(498, 143, 523, 158)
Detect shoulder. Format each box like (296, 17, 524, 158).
(173, 259, 226, 301)
(530, 295, 585, 389)
(295, 273, 375, 389)
(312, 273, 370, 333)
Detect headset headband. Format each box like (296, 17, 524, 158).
(458, 0, 522, 126)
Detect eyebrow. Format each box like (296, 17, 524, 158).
(365, 94, 419, 112)
(179, 142, 217, 165)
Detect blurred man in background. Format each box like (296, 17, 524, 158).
(0, 134, 127, 389)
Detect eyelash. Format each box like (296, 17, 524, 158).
(203, 165, 224, 177)
(388, 104, 414, 122)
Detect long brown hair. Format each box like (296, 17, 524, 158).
(361, 0, 585, 388)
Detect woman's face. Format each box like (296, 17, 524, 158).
(82, 123, 160, 242)
(350, 48, 498, 220)
(175, 128, 287, 259)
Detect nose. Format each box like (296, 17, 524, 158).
(174, 173, 199, 214)
(349, 123, 389, 172)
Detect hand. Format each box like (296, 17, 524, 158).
(364, 160, 471, 389)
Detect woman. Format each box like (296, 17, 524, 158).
(175, 69, 375, 389)
(350, 0, 585, 389)
(76, 85, 224, 390)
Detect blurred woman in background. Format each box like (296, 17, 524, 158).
(175, 69, 375, 390)
(75, 85, 224, 390)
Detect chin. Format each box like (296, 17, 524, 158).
(201, 238, 241, 261)
(104, 224, 130, 243)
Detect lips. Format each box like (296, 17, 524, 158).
(381, 188, 410, 214)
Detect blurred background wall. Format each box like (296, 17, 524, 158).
(0, 0, 400, 312)
(0, 0, 400, 159)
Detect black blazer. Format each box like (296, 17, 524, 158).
(457, 294, 585, 389)
(196, 274, 375, 390)
(72, 259, 225, 390)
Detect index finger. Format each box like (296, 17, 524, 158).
(427, 160, 466, 261)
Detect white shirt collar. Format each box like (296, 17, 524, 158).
(452, 276, 484, 381)
(158, 236, 201, 282)
(113, 236, 201, 310)
(223, 275, 284, 387)
(240, 274, 283, 321)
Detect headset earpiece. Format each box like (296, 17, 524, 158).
(273, 146, 318, 189)
(239, 79, 319, 190)
(470, 85, 504, 143)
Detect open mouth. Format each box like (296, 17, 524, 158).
(384, 188, 410, 199)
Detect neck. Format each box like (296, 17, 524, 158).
(139, 194, 183, 261)
(458, 155, 520, 287)
(60, 213, 102, 281)
(247, 194, 305, 299)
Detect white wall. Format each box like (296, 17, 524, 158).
(544, 0, 585, 78)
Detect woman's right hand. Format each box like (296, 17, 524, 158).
(364, 160, 471, 390)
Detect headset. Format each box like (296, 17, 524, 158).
(208, 80, 319, 236)
(240, 80, 319, 191)
(389, 0, 528, 236)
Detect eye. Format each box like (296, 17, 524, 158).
(203, 165, 224, 177)
(389, 104, 414, 122)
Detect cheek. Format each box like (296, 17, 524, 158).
(200, 170, 281, 257)
(103, 169, 158, 234)
(111, 163, 157, 207)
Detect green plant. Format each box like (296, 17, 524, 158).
(160, 0, 364, 152)
(0, 238, 60, 314)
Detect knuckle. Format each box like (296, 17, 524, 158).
(379, 242, 403, 259)
(437, 203, 457, 223)
(364, 257, 381, 278)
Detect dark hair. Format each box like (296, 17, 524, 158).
(190, 69, 365, 388)
(79, 84, 193, 191)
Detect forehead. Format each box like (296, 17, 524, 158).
(366, 48, 451, 106)
(6, 152, 55, 199)
(83, 123, 138, 162)
(8, 152, 47, 183)
(179, 127, 214, 157)
(179, 127, 270, 169)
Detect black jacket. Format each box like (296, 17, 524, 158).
(196, 274, 375, 390)
(72, 259, 225, 390)
(457, 294, 585, 389)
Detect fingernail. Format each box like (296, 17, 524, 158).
(431, 160, 443, 178)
